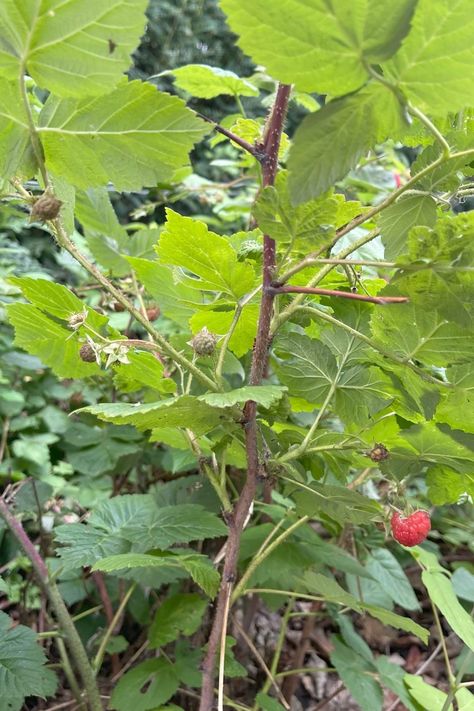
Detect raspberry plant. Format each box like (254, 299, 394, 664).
(0, 1, 473, 710)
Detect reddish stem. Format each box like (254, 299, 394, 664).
(269, 285, 409, 305)
(198, 83, 291, 711)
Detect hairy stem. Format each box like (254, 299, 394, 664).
(0, 499, 102, 711)
(199, 82, 291, 711)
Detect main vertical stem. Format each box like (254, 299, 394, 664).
(199, 83, 291, 711)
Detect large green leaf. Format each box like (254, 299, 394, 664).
(157, 209, 256, 299)
(0, 612, 57, 704)
(149, 593, 207, 648)
(110, 657, 180, 711)
(421, 566, 474, 652)
(92, 551, 220, 597)
(37, 81, 208, 190)
(220, 0, 416, 95)
(379, 194, 437, 259)
(7, 303, 101, 378)
(55, 495, 227, 570)
(168, 64, 258, 98)
(436, 365, 474, 433)
(330, 638, 383, 711)
(200, 386, 287, 409)
(253, 170, 361, 248)
(366, 548, 420, 611)
(274, 333, 337, 403)
(370, 301, 474, 366)
(289, 479, 382, 525)
(288, 83, 405, 203)
(385, 0, 474, 114)
(0, 79, 35, 182)
(0, 1, 148, 97)
(79, 396, 229, 436)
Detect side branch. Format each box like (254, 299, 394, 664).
(268, 285, 409, 305)
(198, 113, 265, 159)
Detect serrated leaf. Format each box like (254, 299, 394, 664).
(157, 209, 256, 299)
(0, 78, 35, 182)
(169, 64, 258, 98)
(55, 495, 227, 570)
(128, 256, 200, 327)
(200, 386, 286, 409)
(0, 1, 148, 97)
(0, 611, 57, 703)
(220, 0, 416, 95)
(380, 195, 437, 259)
(7, 303, 101, 378)
(274, 333, 337, 403)
(361, 604, 429, 643)
(330, 638, 383, 711)
(405, 674, 454, 710)
(92, 551, 220, 597)
(375, 657, 419, 711)
(114, 351, 177, 395)
(149, 593, 207, 648)
(37, 81, 208, 190)
(371, 301, 474, 367)
(288, 83, 405, 203)
(253, 170, 361, 247)
(290, 479, 382, 525)
(367, 548, 420, 611)
(385, 0, 474, 114)
(304, 572, 363, 610)
(79, 396, 228, 436)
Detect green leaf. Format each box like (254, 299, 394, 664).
(330, 638, 383, 711)
(255, 693, 287, 711)
(55, 496, 227, 570)
(149, 593, 207, 649)
(220, 0, 416, 95)
(110, 657, 179, 711)
(375, 657, 419, 711)
(128, 256, 200, 327)
(390, 423, 474, 478)
(371, 302, 474, 367)
(114, 351, 177, 395)
(405, 674, 453, 711)
(274, 333, 336, 403)
(290, 479, 382, 525)
(0, 611, 57, 704)
(253, 170, 361, 247)
(421, 567, 474, 652)
(451, 568, 474, 603)
(0, 79, 35, 182)
(288, 83, 405, 203)
(361, 604, 429, 644)
(0, 1, 148, 97)
(303, 572, 362, 611)
(38, 81, 208, 190)
(7, 303, 101, 378)
(379, 194, 437, 259)
(200, 386, 286, 409)
(92, 551, 220, 597)
(168, 64, 258, 98)
(157, 209, 256, 299)
(79, 396, 228, 436)
(366, 548, 420, 611)
(385, 0, 474, 114)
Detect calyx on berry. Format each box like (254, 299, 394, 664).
(190, 327, 217, 356)
(390, 510, 431, 547)
(30, 192, 63, 222)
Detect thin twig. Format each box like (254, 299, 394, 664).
(198, 113, 263, 158)
(234, 618, 290, 710)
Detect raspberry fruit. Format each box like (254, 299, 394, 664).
(390, 510, 431, 547)
(191, 327, 217, 356)
(79, 343, 97, 363)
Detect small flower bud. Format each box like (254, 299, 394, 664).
(31, 193, 63, 222)
(191, 327, 217, 356)
(368, 443, 389, 462)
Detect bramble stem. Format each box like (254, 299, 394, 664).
(0, 498, 103, 711)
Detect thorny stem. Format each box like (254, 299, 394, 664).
(198, 113, 264, 158)
(0, 498, 103, 711)
(199, 83, 291, 711)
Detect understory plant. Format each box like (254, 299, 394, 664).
(0, 1, 473, 710)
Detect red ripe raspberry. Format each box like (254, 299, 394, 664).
(390, 510, 431, 547)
